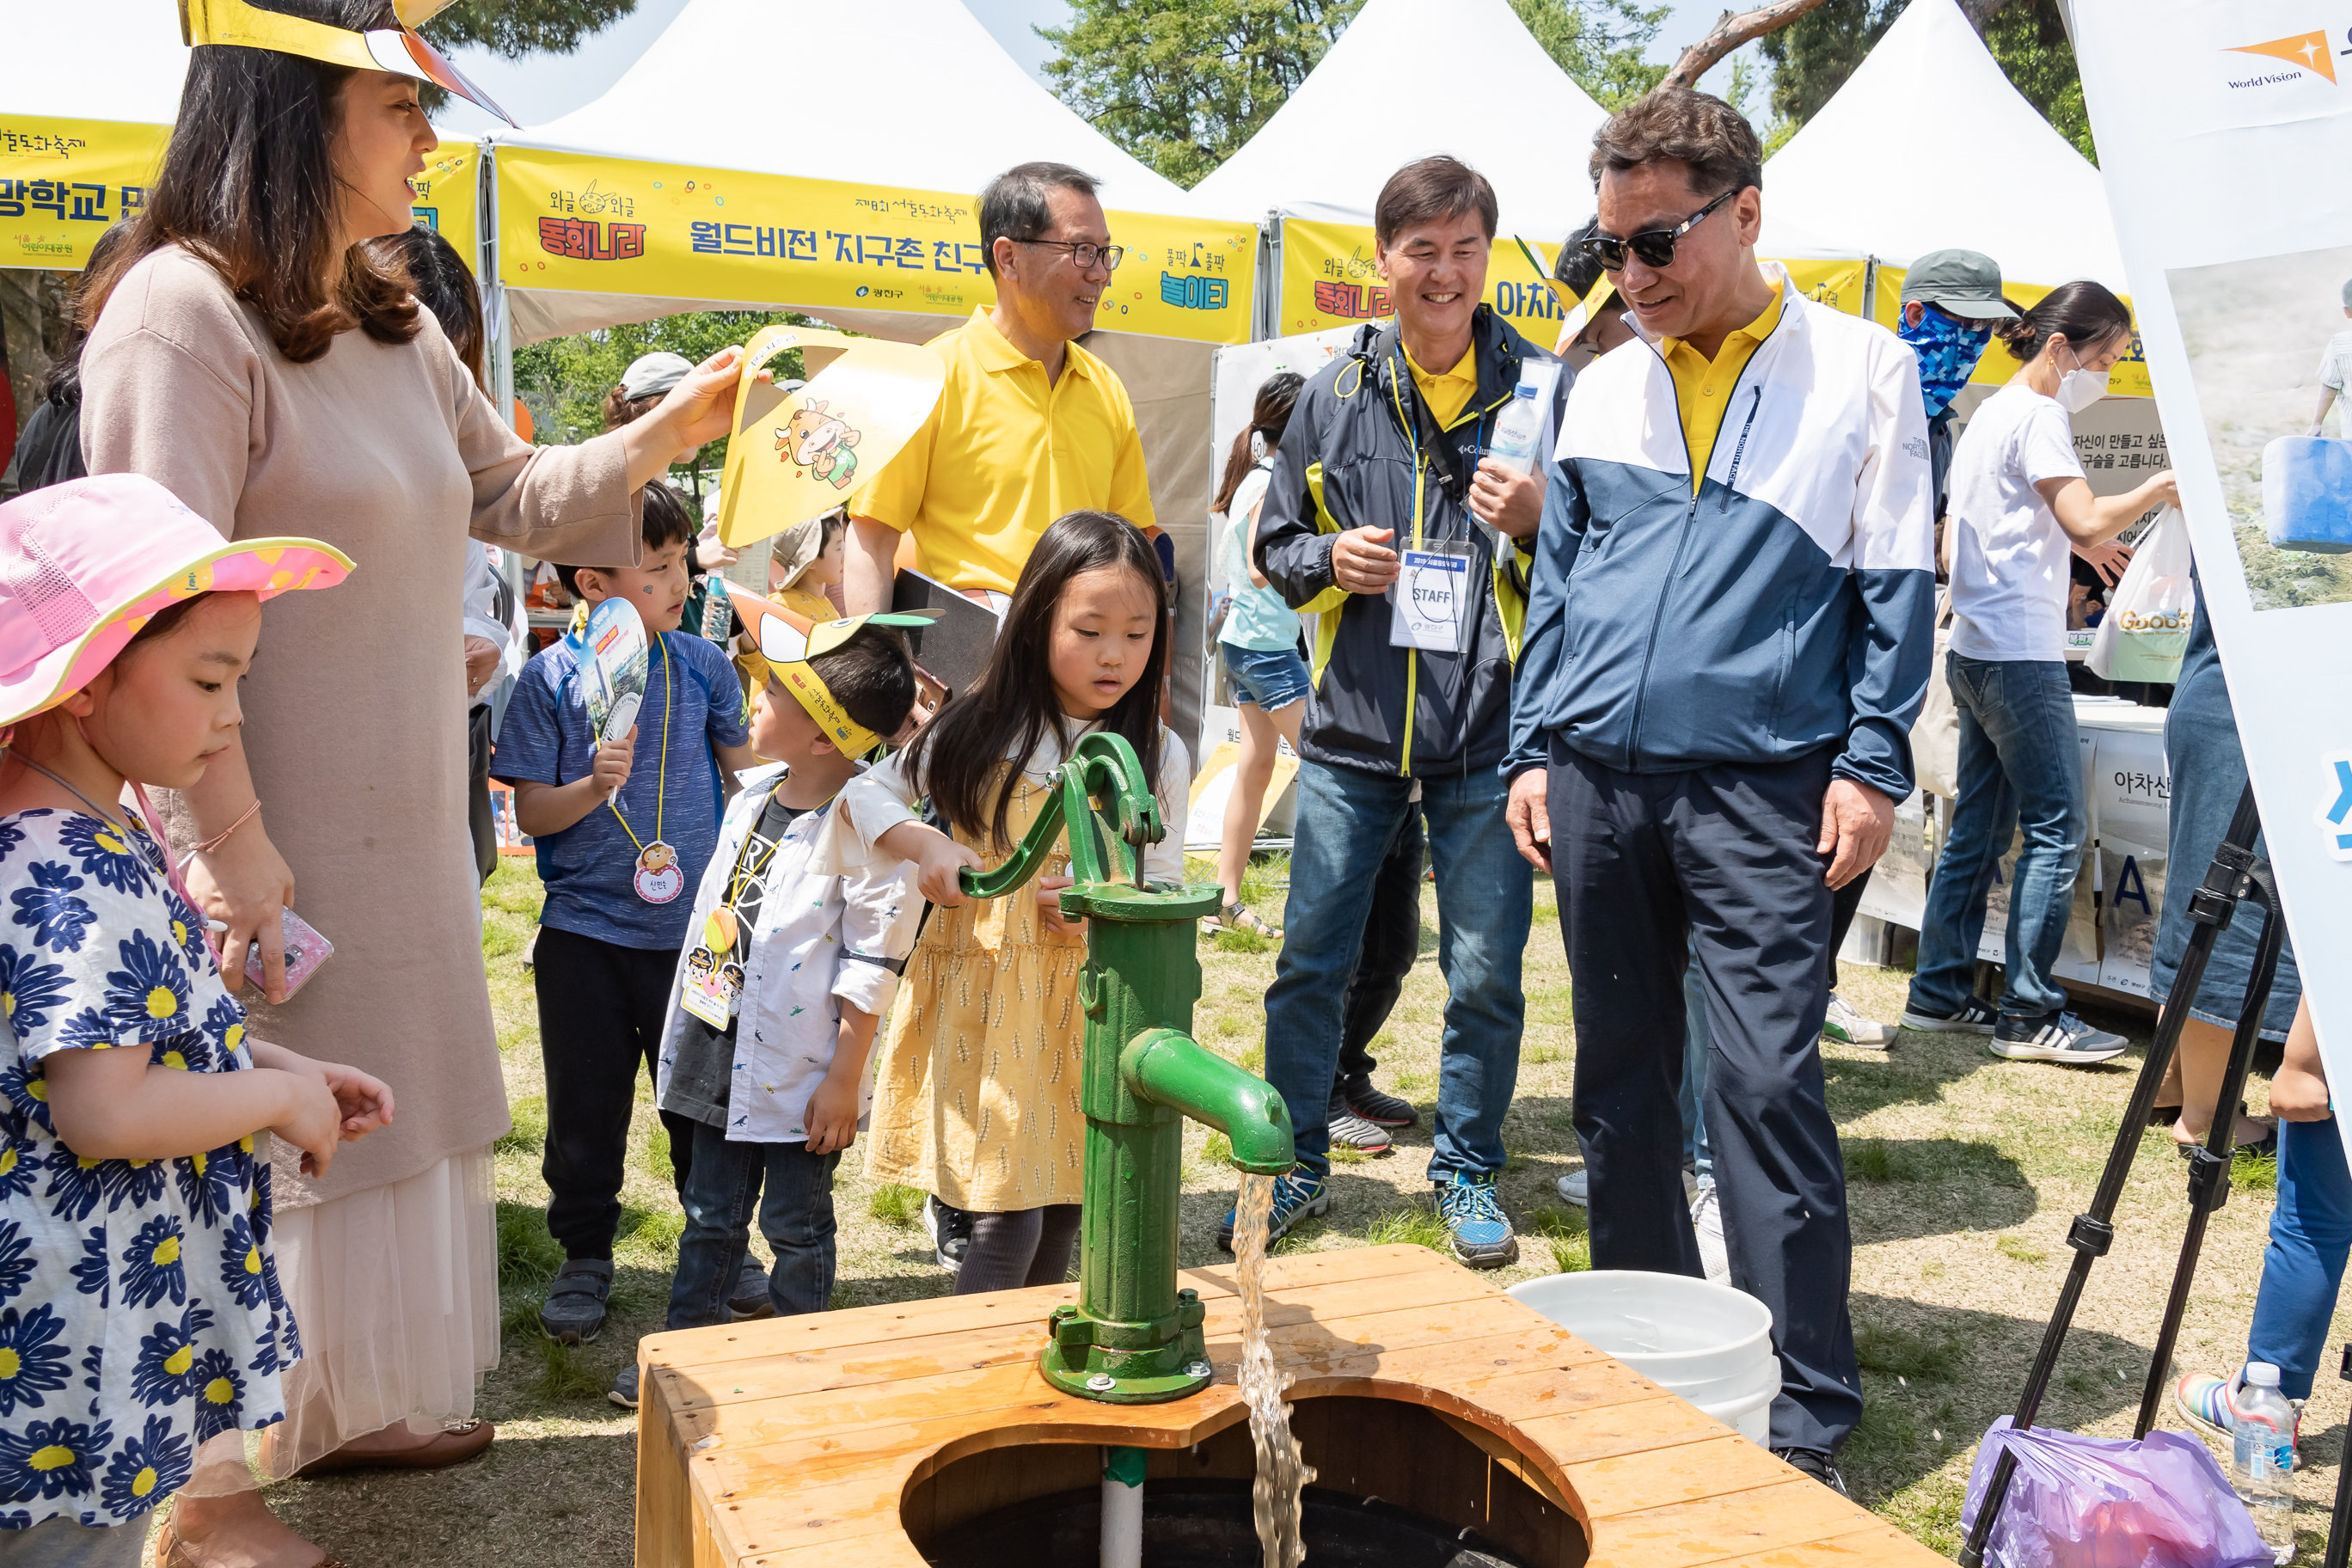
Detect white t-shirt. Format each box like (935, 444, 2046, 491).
(2318, 328, 2352, 393)
(1946, 382, 2086, 663)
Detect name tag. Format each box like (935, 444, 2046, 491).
(1390, 545, 1471, 652)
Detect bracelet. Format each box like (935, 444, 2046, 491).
(187, 799, 260, 858)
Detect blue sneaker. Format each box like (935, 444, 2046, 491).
(1435, 1173, 1519, 1269)
(1216, 1171, 1332, 1253)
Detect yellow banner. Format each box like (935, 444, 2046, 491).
(1277, 218, 1564, 339)
(0, 116, 168, 269)
(0, 116, 476, 274)
(1278, 220, 1875, 343)
(1872, 266, 2153, 398)
(408, 138, 478, 273)
(494, 148, 1257, 346)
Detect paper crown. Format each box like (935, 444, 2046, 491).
(726, 586, 935, 758)
(180, 0, 515, 126)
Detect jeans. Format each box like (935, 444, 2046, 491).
(1908, 656, 2083, 1020)
(1264, 760, 1530, 1185)
(2245, 1115, 2352, 1400)
(665, 1118, 840, 1328)
(1338, 803, 1426, 1086)
(0, 1516, 146, 1567)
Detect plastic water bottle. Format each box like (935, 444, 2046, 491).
(1485, 360, 1561, 475)
(2232, 1362, 2297, 1564)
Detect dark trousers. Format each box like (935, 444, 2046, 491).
(533, 924, 695, 1260)
(1548, 738, 1860, 1453)
(667, 1119, 839, 1327)
(1336, 802, 1425, 1086)
(467, 706, 497, 887)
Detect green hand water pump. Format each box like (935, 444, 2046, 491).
(956, 732, 1295, 1405)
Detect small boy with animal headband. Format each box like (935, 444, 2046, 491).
(493, 483, 761, 1346)
(609, 591, 924, 1409)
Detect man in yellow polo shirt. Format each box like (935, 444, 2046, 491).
(842, 161, 1154, 613)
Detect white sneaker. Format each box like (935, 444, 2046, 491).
(1690, 1179, 1730, 1283)
(1556, 1167, 1697, 1208)
(1822, 993, 1894, 1048)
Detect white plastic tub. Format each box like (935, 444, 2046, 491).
(1507, 1270, 1779, 1446)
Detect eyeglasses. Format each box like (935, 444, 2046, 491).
(1013, 238, 1125, 272)
(1579, 189, 1740, 273)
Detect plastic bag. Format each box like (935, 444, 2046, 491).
(1959, 1418, 2272, 1568)
(2087, 505, 2193, 683)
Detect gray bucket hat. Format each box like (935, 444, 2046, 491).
(1900, 250, 2016, 320)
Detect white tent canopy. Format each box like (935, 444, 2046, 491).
(1757, 0, 2128, 290)
(5, 0, 188, 122)
(1191, 0, 1609, 239)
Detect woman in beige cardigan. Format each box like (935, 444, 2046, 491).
(77, 4, 748, 1564)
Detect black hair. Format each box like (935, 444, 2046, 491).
(1556, 218, 1606, 297)
(1994, 280, 2133, 364)
(369, 225, 483, 390)
(1212, 371, 1303, 516)
(122, 591, 216, 654)
(900, 510, 1167, 851)
(1374, 156, 1498, 248)
(82, 0, 420, 364)
(800, 624, 916, 740)
(977, 161, 1100, 281)
(555, 484, 696, 597)
(1589, 86, 1763, 200)
(818, 509, 848, 554)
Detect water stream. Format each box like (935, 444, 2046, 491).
(1234, 1170, 1316, 1568)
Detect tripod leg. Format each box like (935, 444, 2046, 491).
(2135, 881, 2287, 1438)
(1958, 783, 2265, 1567)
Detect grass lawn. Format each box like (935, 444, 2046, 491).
(199, 854, 2349, 1565)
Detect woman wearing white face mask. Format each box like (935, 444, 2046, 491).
(1902, 282, 2178, 1065)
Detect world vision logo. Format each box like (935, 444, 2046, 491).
(2224, 28, 2340, 89)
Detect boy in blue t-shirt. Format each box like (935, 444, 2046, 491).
(494, 484, 756, 1344)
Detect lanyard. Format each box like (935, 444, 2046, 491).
(720, 779, 791, 916)
(602, 631, 672, 856)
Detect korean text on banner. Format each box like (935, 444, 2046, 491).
(0, 117, 169, 270)
(0, 117, 476, 274)
(1278, 218, 1565, 338)
(407, 138, 479, 272)
(496, 148, 1257, 346)
(1872, 267, 2153, 397)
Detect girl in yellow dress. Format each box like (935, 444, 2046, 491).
(818, 511, 1185, 1293)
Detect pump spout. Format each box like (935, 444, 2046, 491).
(1121, 1029, 1295, 1174)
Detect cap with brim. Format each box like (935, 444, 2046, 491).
(0, 475, 354, 729)
(1900, 248, 2016, 320)
(180, 0, 516, 126)
(724, 585, 932, 756)
(620, 351, 695, 403)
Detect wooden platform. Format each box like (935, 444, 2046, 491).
(634, 1244, 1945, 1568)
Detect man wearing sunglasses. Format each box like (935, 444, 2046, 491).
(844, 161, 1154, 619)
(1504, 88, 1935, 1491)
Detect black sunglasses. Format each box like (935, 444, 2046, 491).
(1579, 188, 1740, 273)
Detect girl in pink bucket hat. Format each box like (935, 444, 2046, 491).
(0, 475, 390, 1564)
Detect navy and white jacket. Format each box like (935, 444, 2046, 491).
(1504, 264, 1937, 801)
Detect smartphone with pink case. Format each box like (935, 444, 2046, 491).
(245, 910, 332, 998)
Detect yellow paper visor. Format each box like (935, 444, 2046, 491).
(181, 0, 516, 126)
(723, 586, 936, 756)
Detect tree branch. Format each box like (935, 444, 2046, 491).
(1957, 0, 2018, 31)
(1661, 0, 1836, 89)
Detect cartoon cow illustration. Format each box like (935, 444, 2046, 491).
(778, 401, 861, 489)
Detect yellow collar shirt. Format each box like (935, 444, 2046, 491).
(1405, 340, 1482, 430)
(849, 307, 1155, 596)
(1660, 280, 1785, 494)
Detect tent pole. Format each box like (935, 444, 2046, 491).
(1255, 213, 1280, 343)
(481, 141, 528, 610)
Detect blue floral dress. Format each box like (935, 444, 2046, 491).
(0, 808, 296, 1533)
